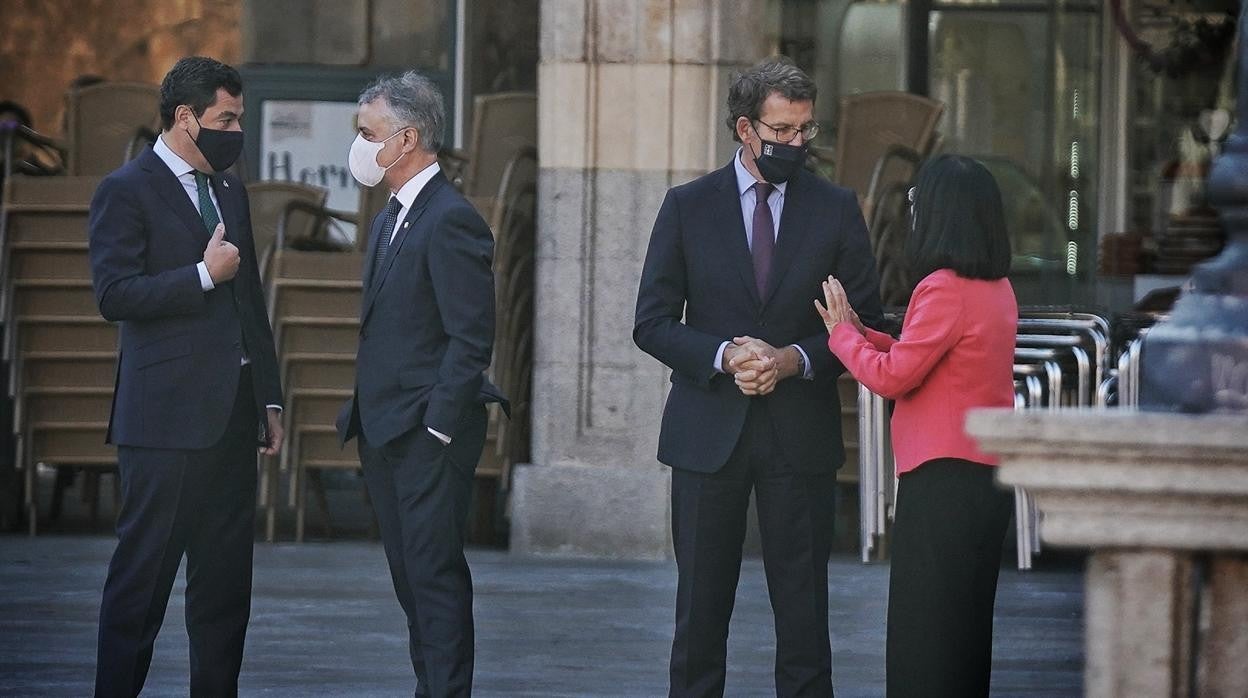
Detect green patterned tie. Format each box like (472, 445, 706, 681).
(194, 171, 221, 232)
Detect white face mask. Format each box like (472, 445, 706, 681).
(347, 128, 407, 187)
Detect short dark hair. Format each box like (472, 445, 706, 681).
(725, 57, 816, 143)
(158, 57, 242, 131)
(907, 154, 1012, 281)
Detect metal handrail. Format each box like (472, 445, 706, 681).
(1015, 348, 1063, 410)
(853, 309, 1129, 569)
(857, 384, 895, 563)
(857, 384, 877, 563)
(1016, 335, 1094, 406)
(1020, 310, 1111, 339)
(1017, 318, 1109, 394)
(1096, 372, 1117, 407)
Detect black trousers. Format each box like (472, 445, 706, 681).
(358, 405, 487, 698)
(95, 368, 259, 698)
(886, 458, 1013, 698)
(669, 401, 837, 698)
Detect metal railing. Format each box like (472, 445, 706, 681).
(856, 310, 1154, 569)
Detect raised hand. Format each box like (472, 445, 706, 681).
(203, 223, 240, 284)
(814, 276, 863, 335)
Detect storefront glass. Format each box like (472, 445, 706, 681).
(782, 0, 1101, 306)
(930, 1, 1101, 305)
(1117, 1, 1236, 288)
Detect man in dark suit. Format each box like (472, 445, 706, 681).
(634, 57, 884, 698)
(88, 57, 283, 697)
(336, 71, 507, 698)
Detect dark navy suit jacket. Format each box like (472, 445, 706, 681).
(336, 171, 507, 448)
(87, 146, 283, 450)
(633, 161, 884, 474)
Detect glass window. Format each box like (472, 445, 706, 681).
(1121, 2, 1235, 283)
(781, 0, 1102, 306)
(929, 1, 1101, 305)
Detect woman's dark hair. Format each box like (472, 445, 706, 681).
(158, 56, 242, 131)
(906, 154, 1011, 281)
(725, 56, 817, 143)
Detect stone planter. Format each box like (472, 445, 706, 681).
(967, 409, 1248, 698)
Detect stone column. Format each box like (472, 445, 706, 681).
(510, 1, 774, 558)
(966, 410, 1248, 697)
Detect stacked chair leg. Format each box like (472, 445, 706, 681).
(857, 308, 1143, 570)
(2, 175, 115, 534)
(265, 249, 363, 542)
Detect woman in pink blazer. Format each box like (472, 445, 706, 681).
(817, 155, 1018, 698)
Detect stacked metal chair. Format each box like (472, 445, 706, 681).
(63, 83, 160, 176)
(262, 248, 364, 542)
(1, 175, 113, 534)
(857, 379, 894, 563)
(856, 307, 1160, 570)
(1009, 310, 1111, 568)
(243, 181, 329, 281)
(477, 146, 537, 521)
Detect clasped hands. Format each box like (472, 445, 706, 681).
(722, 276, 866, 397)
(722, 337, 798, 397)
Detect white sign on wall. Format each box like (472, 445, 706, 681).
(260, 100, 360, 244)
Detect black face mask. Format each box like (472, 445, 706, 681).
(749, 125, 808, 184)
(191, 115, 244, 172)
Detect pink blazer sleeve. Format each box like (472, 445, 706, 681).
(863, 327, 896, 351)
(827, 278, 964, 400)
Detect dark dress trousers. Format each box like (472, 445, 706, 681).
(88, 146, 283, 697)
(634, 160, 884, 697)
(885, 458, 1013, 698)
(336, 170, 507, 698)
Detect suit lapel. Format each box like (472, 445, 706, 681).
(374, 173, 446, 288)
(360, 208, 386, 293)
(360, 172, 448, 323)
(761, 170, 814, 310)
(140, 149, 211, 246)
(209, 174, 239, 243)
(713, 164, 762, 309)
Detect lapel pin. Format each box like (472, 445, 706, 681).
(403, 222, 410, 228)
(222, 180, 230, 188)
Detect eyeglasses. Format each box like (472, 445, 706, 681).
(754, 119, 820, 144)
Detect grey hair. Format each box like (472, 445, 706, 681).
(725, 57, 817, 143)
(358, 70, 446, 153)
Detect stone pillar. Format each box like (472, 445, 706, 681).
(966, 410, 1248, 697)
(510, 1, 774, 558)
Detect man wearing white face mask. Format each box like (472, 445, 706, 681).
(336, 71, 508, 698)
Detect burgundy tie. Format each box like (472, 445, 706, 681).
(751, 181, 775, 296)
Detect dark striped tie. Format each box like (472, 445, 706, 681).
(751, 181, 775, 296)
(194, 172, 220, 232)
(371, 197, 403, 286)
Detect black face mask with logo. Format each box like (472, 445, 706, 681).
(191, 114, 244, 172)
(749, 124, 808, 184)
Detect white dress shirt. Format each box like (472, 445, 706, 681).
(383, 161, 452, 445)
(151, 135, 281, 413)
(152, 135, 220, 292)
(712, 149, 815, 379)
(388, 160, 441, 244)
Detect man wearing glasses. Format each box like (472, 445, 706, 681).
(634, 57, 884, 697)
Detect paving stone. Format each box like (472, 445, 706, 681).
(0, 536, 1084, 696)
